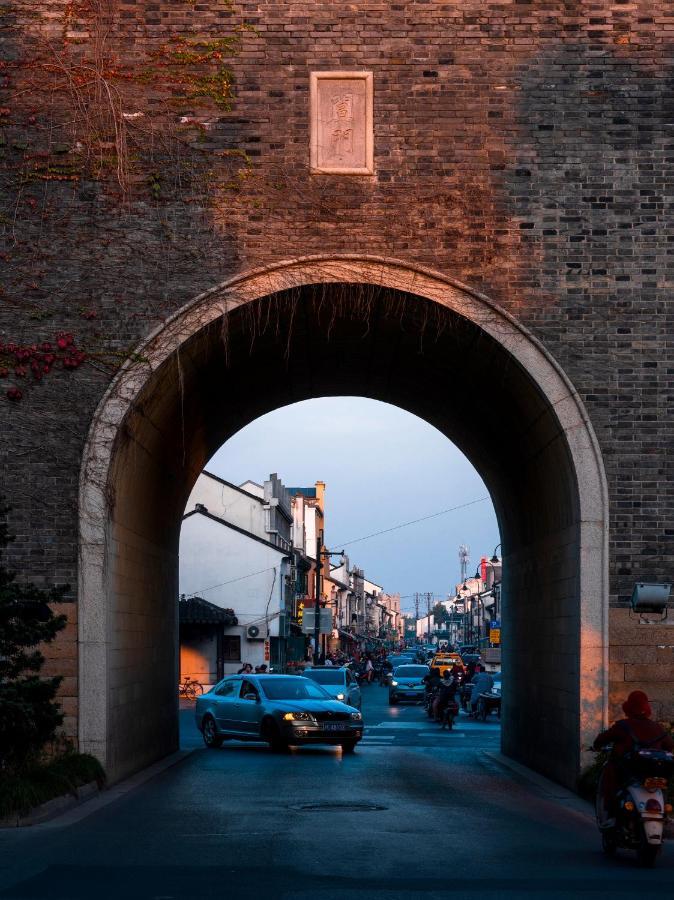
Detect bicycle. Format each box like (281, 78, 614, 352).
(178, 676, 204, 701)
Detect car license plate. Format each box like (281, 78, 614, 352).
(322, 723, 347, 732)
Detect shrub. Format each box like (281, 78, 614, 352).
(0, 499, 67, 772)
(0, 750, 105, 817)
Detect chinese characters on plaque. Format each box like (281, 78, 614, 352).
(310, 72, 374, 175)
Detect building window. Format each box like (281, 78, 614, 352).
(222, 635, 241, 662)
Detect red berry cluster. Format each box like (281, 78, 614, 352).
(0, 332, 87, 401)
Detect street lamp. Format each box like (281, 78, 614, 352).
(460, 582, 472, 644)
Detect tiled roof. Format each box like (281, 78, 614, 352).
(179, 595, 238, 626)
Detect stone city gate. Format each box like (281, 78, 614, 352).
(1, 3, 672, 788)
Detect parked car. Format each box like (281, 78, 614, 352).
(301, 666, 362, 709)
(195, 674, 363, 752)
(389, 664, 430, 705)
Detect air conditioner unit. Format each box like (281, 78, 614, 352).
(246, 623, 268, 640)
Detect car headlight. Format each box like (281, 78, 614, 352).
(283, 712, 316, 722)
(336, 692, 345, 701)
(350, 712, 362, 721)
(391, 681, 398, 686)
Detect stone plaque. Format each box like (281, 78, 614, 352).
(310, 71, 374, 175)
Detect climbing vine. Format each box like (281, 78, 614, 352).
(0, 0, 255, 402)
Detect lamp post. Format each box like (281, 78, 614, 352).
(460, 582, 471, 645)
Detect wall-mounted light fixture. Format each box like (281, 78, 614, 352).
(630, 582, 671, 622)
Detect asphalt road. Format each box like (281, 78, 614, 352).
(0, 685, 672, 899)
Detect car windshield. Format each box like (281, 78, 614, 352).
(260, 677, 331, 701)
(388, 657, 406, 666)
(394, 665, 428, 678)
(302, 669, 344, 685)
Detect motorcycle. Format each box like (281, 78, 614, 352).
(475, 686, 501, 722)
(440, 699, 460, 730)
(425, 686, 437, 718)
(595, 746, 674, 866)
(459, 680, 472, 712)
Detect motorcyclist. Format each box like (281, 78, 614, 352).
(468, 664, 494, 715)
(433, 670, 457, 723)
(379, 656, 393, 686)
(424, 666, 442, 706)
(593, 690, 674, 827)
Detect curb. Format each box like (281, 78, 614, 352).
(482, 751, 595, 822)
(1, 749, 195, 831)
(0, 781, 100, 828)
(484, 751, 674, 839)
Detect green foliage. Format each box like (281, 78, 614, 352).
(0, 750, 105, 817)
(147, 172, 162, 200)
(432, 602, 450, 626)
(0, 499, 67, 772)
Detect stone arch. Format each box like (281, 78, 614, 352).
(78, 255, 609, 786)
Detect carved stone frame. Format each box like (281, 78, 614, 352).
(310, 71, 374, 175)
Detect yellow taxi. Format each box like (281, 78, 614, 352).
(430, 652, 464, 676)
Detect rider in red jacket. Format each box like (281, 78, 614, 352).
(593, 690, 674, 826)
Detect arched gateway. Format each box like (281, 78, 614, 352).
(78, 256, 609, 787)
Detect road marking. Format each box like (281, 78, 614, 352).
(417, 731, 466, 737)
(369, 722, 428, 729)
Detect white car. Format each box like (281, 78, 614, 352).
(301, 667, 362, 710)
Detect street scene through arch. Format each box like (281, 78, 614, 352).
(78, 258, 609, 788)
(176, 395, 501, 697)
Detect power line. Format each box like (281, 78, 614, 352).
(185, 494, 490, 598)
(336, 496, 490, 549)
(184, 565, 278, 597)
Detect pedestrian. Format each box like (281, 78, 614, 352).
(365, 656, 374, 684)
(237, 663, 253, 675)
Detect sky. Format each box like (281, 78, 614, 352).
(206, 397, 499, 617)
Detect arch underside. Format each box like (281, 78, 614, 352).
(79, 259, 608, 787)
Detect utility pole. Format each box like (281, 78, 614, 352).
(426, 592, 432, 642)
(313, 534, 343, 664)
(414, 592, 420, 641)
(314, 532, 323, 664)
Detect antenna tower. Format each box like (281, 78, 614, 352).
(459, 544, 470, 583)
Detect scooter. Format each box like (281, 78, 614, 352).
(440, 699, 460, 730)
(595, 747, 674, 866)
(425, 687, 437, 718)
(475, 687, 501, 722)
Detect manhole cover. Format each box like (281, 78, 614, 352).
(291, 802, 387, 812)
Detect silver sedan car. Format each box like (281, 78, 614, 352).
(195, 674, 364, 752)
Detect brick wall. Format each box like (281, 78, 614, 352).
(1, 2, 672, 732)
